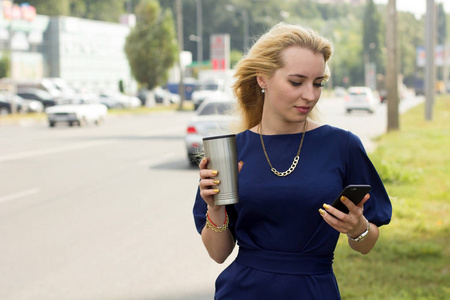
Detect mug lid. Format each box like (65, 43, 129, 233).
(203, 134, 236, 141)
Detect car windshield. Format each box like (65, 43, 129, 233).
(198, 102, 233, 116)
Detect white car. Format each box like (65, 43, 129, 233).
(98, 92, 141, 109)
(192, 79, 227, 110)
(154, 86, 180, 104)
(45, 98, 107, 127)
(345, 86, 378, 114)
(18, 96, 44, 113)
(185, 96, 237, 165)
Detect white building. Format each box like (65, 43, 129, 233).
(0, 1, 136, 94)
(46, 16, 134, 93)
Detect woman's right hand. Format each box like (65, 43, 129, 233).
(198, 158, 244, 209)
(198, 157, 221, 208)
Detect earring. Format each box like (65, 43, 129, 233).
(261, 88, 265, 93)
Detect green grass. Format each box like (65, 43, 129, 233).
(334, 96, 450, 299)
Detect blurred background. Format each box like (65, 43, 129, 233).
(0, 0, 449, 299)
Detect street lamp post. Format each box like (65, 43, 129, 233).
(242, 9, 249, 50)
(176, 0, 185, 109)
(225, 5, 249, 51)
(196, 0, 202, 67)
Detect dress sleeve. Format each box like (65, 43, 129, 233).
(344, 131, 392, 227)
(193, 187, 237, 240)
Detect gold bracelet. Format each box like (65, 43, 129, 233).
(205, 210, 229, 232)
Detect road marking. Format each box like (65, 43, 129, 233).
(0, 140, 114, 163)
(0, 188, 40, 203)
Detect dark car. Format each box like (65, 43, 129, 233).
(0, 97, 12, 115)
(0, 93, 22, 114)
(17, 88, 58, 108)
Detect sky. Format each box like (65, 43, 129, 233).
(373, 0, 450, 17)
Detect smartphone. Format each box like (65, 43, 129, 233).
(331, 184, 371, 214)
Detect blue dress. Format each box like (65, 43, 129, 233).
(193, 125, 392, 299)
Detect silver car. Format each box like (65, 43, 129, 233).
(345, 86, 378, 114)
(185, 97, 237, 165)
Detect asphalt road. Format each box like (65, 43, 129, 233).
(0, 93, 423, 300)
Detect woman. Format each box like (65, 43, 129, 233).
(193, 22, 392, 299)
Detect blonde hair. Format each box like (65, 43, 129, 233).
(232, 22, 333, 131)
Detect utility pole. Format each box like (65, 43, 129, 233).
(176, 0, 185, 110)
(242, 9, 249, 51)
(425, 0, 436, 121)
(196, 0, 202, 67)
(386, 0, 399, 131)
(8, 0, 17, 115)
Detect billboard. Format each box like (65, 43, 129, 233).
(210, 34, 230, 70)
(416, 45, 450, 67)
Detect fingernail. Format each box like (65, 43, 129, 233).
(323, 203, 330, 210)
(213, 180, 220, 184)
(319, 208, 325, 216)
(211, 170, 218, 176)
(341, 196, 346, 202)
(213, 189, 220, 194)
(239, 161, 244, 165)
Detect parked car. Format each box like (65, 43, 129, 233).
(98, 92, 141, 109)
(137, 87, 180, 106)
(15, 95, 44, 113)
(154, 87, 180, 104)
(192, 79, 227, 110)
(45, 96, 107, 127)
(0, 94, 17, 115)
(185, 96, 237, 165)
(344, 86, 378, 114)
(17, 87, 60, 108)
(0, 93, 44, 114)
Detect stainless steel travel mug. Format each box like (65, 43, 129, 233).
(203, 134, 239, 205)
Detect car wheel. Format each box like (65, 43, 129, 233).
(68, 121, 74, 126)
(346, 109, 351, 114)
(49, 121, 56, 127)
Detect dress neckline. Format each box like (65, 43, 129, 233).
(246, 124, 328, 137)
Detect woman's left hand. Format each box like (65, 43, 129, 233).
(319, 194, 370, 237)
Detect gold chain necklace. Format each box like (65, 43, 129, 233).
(259, 120, 307, 177)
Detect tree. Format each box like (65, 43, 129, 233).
(78, 0, 127, 22)
(15, 0, 70, 16)
(124, 0, 178, 90)
(436, 3, 447, 83)
(15, 0, 127, 22)
(0, 54, 10, 78)
(397, 11, 423, 86)
(437, 2, 447, 46)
